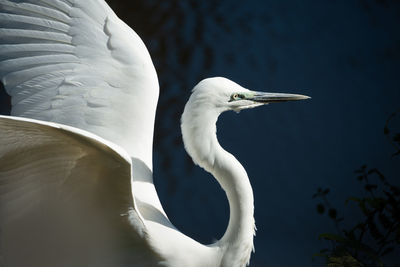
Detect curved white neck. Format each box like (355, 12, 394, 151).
(181, 105, 255, 266)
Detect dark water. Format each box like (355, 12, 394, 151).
(1, 0, 400, 266)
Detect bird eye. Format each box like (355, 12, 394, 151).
(230, 93, 243, 102)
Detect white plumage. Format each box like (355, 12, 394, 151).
(0, 1, 309, 266)
(0, 0, 158, 168)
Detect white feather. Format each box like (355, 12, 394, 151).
(0, 0, 167, 265)
(0, 115, 163, 266)
(0, 1, 308, 266)
(0, 0, 159, 169)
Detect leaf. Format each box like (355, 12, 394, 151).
(365, 184, 378, 192)
(359, 201, 371, 215)
(367, 219, 384, 241)
(327, 253, 365, 266)
(318, 233, 347, 243)
(329, 208, 337, 219)
(365, 197, 385, 210)
(343, 240, 378, 260)
(344, 229, 356, 241)
(384, 191, 399, 213)
(326, 263, 342, 267)
(361, 164, 367, 170)
(327, 257, 344, 265)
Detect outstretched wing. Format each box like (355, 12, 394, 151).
(0, 1, 180, 264)
(0, 0, 159, 168)
(0, 0, 172, 254)
(0, 115, 164, 267)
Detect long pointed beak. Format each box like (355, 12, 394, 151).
(248, 92, 310, 103)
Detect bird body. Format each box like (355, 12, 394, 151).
(0, 0, 309, 266)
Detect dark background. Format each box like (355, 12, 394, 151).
(1, 0, 399, 266)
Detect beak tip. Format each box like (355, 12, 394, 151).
(293, 94, 311, 101)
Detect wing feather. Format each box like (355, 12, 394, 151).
(0, 115, 164, 267)
(0, 0, 71, 23)
(0, 13, 70, 32)
(0, 28, 72, 44)
(0, 1, 171, 264)
(0, 0, 159, 168)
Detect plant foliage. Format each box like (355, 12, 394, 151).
(313, 112, 400, 267)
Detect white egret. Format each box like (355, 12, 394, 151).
(0, 0, 309, 266)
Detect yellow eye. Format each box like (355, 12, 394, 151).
(233, 94, 239, 99)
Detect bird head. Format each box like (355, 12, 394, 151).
(190, 77, 310, 113)
(182, 77, 310, 170)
